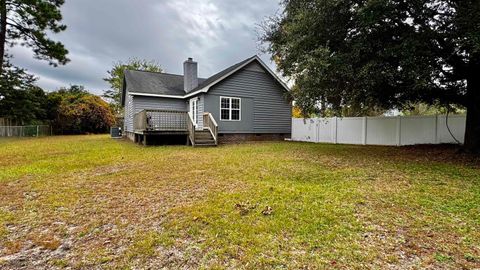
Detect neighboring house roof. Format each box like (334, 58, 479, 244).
(122, 55, 290, 105)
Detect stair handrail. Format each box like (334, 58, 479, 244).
(203, 112, 218, 145)
(187, 113, 196, 146)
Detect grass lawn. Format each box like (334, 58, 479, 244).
(0, 135, 479, 269)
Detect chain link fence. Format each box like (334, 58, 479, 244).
(0, 125, 52, 137)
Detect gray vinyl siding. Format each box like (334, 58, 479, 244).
(204, 95, 254, 132)
(125, 95, 187, 132)
(124, 94, 134, 132)
(203, 62, 291, 133)
(133, 96, 187, 113)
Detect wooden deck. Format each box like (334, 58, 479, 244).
(134, 109, 188, 134)
(133, 109, 218, 146)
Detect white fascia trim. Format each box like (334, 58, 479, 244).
(128, 92, 185, 99)
(184, 88, 209, 98)
(130, 56, 291, 100)
(183, 61, 255, 98)
(184, 56, 291, 98)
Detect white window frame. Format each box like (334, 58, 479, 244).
(219, 96, 241, 121)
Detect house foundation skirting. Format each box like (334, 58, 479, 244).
(124, 131, 290, 145)
(218, 133, 290, 144)
(125, 131, 135, 141)
(125, 132, 146, 145)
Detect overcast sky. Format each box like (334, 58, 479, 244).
(9, 0, 282, 95)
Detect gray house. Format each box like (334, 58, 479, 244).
(121, 55, 292, 146)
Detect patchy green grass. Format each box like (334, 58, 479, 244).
(0, 135, 479, 269)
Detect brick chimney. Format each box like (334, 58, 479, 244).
(183, 57, 198, 93)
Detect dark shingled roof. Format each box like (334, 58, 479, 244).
(123, 56, 257, 98)
(124, 70, 206, 96)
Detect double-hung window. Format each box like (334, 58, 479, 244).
(220, 97, 241, 121)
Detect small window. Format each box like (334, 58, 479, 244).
(232, 98, 240, 109)
(231, 110, 240, 120)
(220, 97, 241, 121)
(221, 98, 230, 109)
(221, 109, 230, 120)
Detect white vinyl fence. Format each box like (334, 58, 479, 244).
(292, 115, 466, 146)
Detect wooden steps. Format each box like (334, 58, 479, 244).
(192, 130, 217, 147)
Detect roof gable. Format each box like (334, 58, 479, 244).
(186, 56, 256, 94)
(121, 55, 290, 103)
(184, 55, 290, 98)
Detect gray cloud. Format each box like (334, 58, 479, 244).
(9, 0, 282, 95)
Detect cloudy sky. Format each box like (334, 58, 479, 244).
(9, 0, 283, 95)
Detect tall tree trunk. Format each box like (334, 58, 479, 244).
(463, 55, 480, 153)
(0, 0, 6, 75)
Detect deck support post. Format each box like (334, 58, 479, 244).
(143, 135, 147, 146)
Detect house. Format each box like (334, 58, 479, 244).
(121, 55, 292, 146)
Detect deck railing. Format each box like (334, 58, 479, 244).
(203, 112, 218, 145)
(134, 109, 188, 131)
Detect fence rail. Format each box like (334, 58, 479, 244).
(0, 125, 52, 137)
(292, 115, 466, 146)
